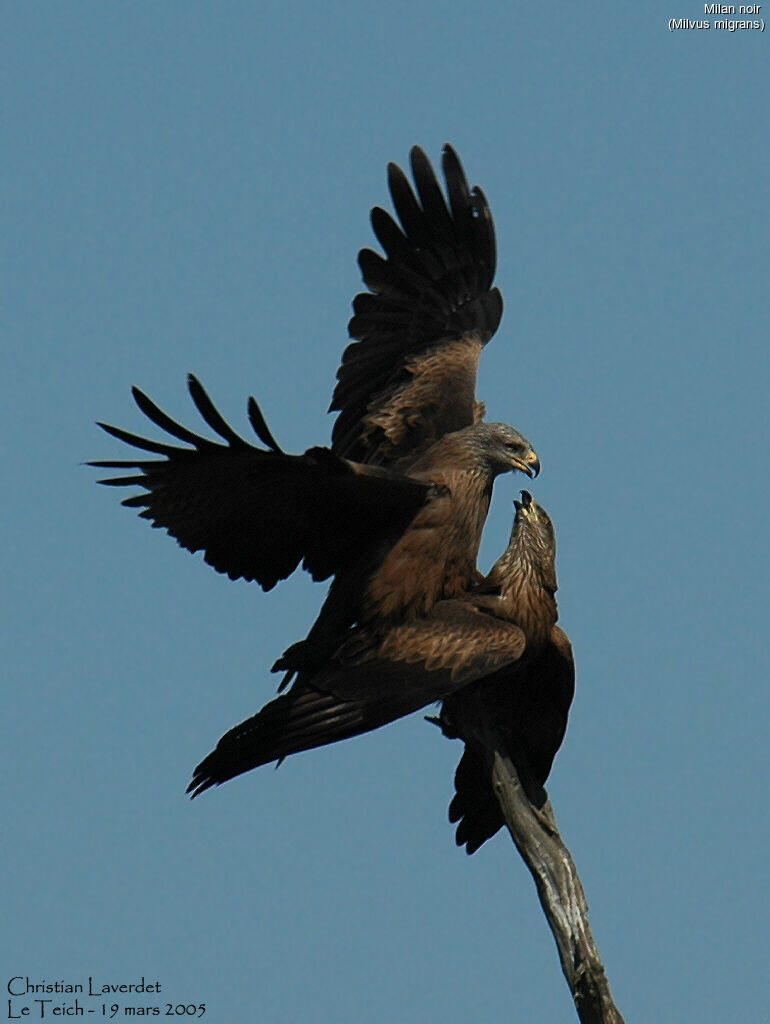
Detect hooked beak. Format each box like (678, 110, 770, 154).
(516, 449, 540, 479)
(513, 489, 534, 513)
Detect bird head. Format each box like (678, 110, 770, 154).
(490, 490, 558, 596)
(475, 422, 540, 479)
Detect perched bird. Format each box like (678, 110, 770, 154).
(187, 491, 574, 834)
(439, 493, 574, 854)
(91, 146, 539, 670)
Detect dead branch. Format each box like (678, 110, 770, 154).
(452, 692, 626, 1024)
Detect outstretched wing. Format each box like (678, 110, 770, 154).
(188, 601, 527, 797)
(446, 625, 575, 854)
(91, 374, 432, 589)
(330, 144, 503, 466)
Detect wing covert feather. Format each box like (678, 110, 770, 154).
(91, 376, 431, 588)
(446, 625, 576, 854)
(188, 602, 528, 797)
(307, 601, 527, 706)
(331, 145, 503, 465)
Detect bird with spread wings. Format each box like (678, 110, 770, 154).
(91, 146, 540, 672)
(187, 491, 574, 860)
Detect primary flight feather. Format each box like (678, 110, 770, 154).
(92, 146, 539, 671)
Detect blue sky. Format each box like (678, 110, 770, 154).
(3, 3, 768, 1021)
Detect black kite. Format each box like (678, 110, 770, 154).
(187, 491, 574, 839)
(439, 494, 574, 854)
(92, 147, 539, 670)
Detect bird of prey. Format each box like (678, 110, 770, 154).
(91, 146, 540, 671)
(438, 496, 574, 854)
(187, 491, 574, 829)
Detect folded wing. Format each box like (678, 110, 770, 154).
(446, 625, 575, 854)
(188, 601, 528, 797)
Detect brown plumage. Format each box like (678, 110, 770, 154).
(331, 145, 504, 467)
(91, 146, 539, 670)
(440, 492, 574, 854)
(187, 492, 574, 826)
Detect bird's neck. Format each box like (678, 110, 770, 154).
(484, 553, 558, 650)
(432, 466, 493, 572)
(407, 431, 493, 479)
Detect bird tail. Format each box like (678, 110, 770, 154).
(447, 745, 505, 855)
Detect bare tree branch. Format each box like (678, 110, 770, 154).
(451, 692, 626, 1024)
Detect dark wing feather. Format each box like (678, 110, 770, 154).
(331, 145, 503, 465)
(91, 376, 431, 589)
(188, 602, 527, 796)
(445, 625, 575, 854)
(187, 689, 370, 797)
(332, 601, 527, 694)
(449, 746, 502, 855)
